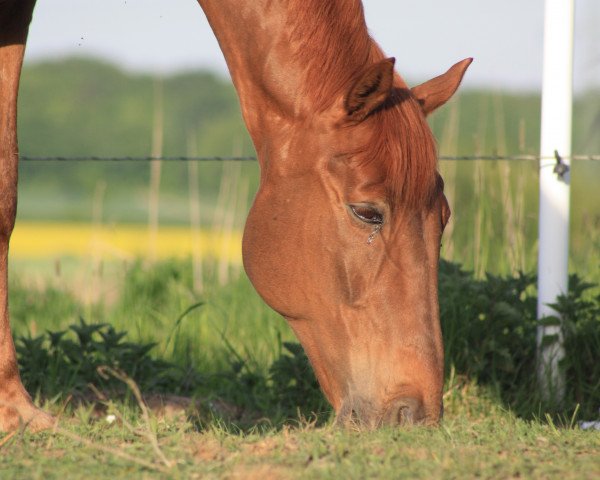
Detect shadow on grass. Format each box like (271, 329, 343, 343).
(16, 317, 332, 432)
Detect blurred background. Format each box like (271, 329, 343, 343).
(12, 0, 600, 293)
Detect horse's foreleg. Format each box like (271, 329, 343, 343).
(0, 0, 53, 432)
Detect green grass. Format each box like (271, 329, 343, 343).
(1, 384, 598, 479)
(4, 258, 599, 477)
(10, 258, 600, 420)
(5, 57, 599, 476)
(11, 259, 290, 376)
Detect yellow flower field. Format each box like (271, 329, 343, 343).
(11, 222, 243, 264)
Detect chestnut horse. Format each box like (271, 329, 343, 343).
(0, 0, 470, 430)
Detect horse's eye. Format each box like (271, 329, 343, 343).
(349, 204, 384, 225)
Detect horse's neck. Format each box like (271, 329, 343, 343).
(198, 0, 380, 148)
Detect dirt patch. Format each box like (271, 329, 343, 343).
(192, 437, 230, 462)
(226, 464, 291, 480)
(144, 394, 199, 421)
(241, 437, 281, 457)
(241, 435, 300, 458)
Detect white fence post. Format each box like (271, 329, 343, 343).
(537, 0, 575, 402)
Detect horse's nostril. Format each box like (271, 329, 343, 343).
(391, 397, 426, 426)
(335, 402, 363, 429)
(397, 404, 412, 425)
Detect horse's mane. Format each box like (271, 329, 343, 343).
(287, 0, 439, 208)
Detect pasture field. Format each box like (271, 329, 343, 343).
(1, 391, 598, 479)
(5, 55, 598, 478)
(2, 257, 599, 478)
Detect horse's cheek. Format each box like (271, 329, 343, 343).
(242, 190, 312, 319)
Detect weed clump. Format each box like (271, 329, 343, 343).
(439, 260, 600, 420)
(17, 318, 188, 400)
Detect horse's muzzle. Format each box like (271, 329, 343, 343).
(335, 396, 431, 429)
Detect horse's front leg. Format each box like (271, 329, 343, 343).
(0, 0, 53, 432)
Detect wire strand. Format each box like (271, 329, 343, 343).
(17, 154, 600, 162)
(18, 155, 257, 162)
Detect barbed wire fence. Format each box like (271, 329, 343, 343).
(17, 154, 600, 162)
(14, 152, 600, 285)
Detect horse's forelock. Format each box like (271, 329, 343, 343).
(355, 90, 440, 211)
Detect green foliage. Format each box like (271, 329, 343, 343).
(118, 258, 193, 314)
(16, 319, 328, 427)
(269, 341, 328, 417)
(11, 258, 600, 426)
(13, 259, 327, 424)
(17, 317, 183, 399)
(439, 260, 600, 419)
(551, 275, 600, 414)
(439, 260, 538, 405)
(17, 57, 258, 223)
(18, 58, 251, 160)
(9, 277, 83, 336)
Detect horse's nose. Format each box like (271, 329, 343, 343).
(337, 396, 427, 429)
(381, 397, 426, 427)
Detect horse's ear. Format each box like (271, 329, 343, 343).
(411, 58, 473, 116)
(345, 58, 396, 122)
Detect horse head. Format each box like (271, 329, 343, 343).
(242, 55, 472, 427)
